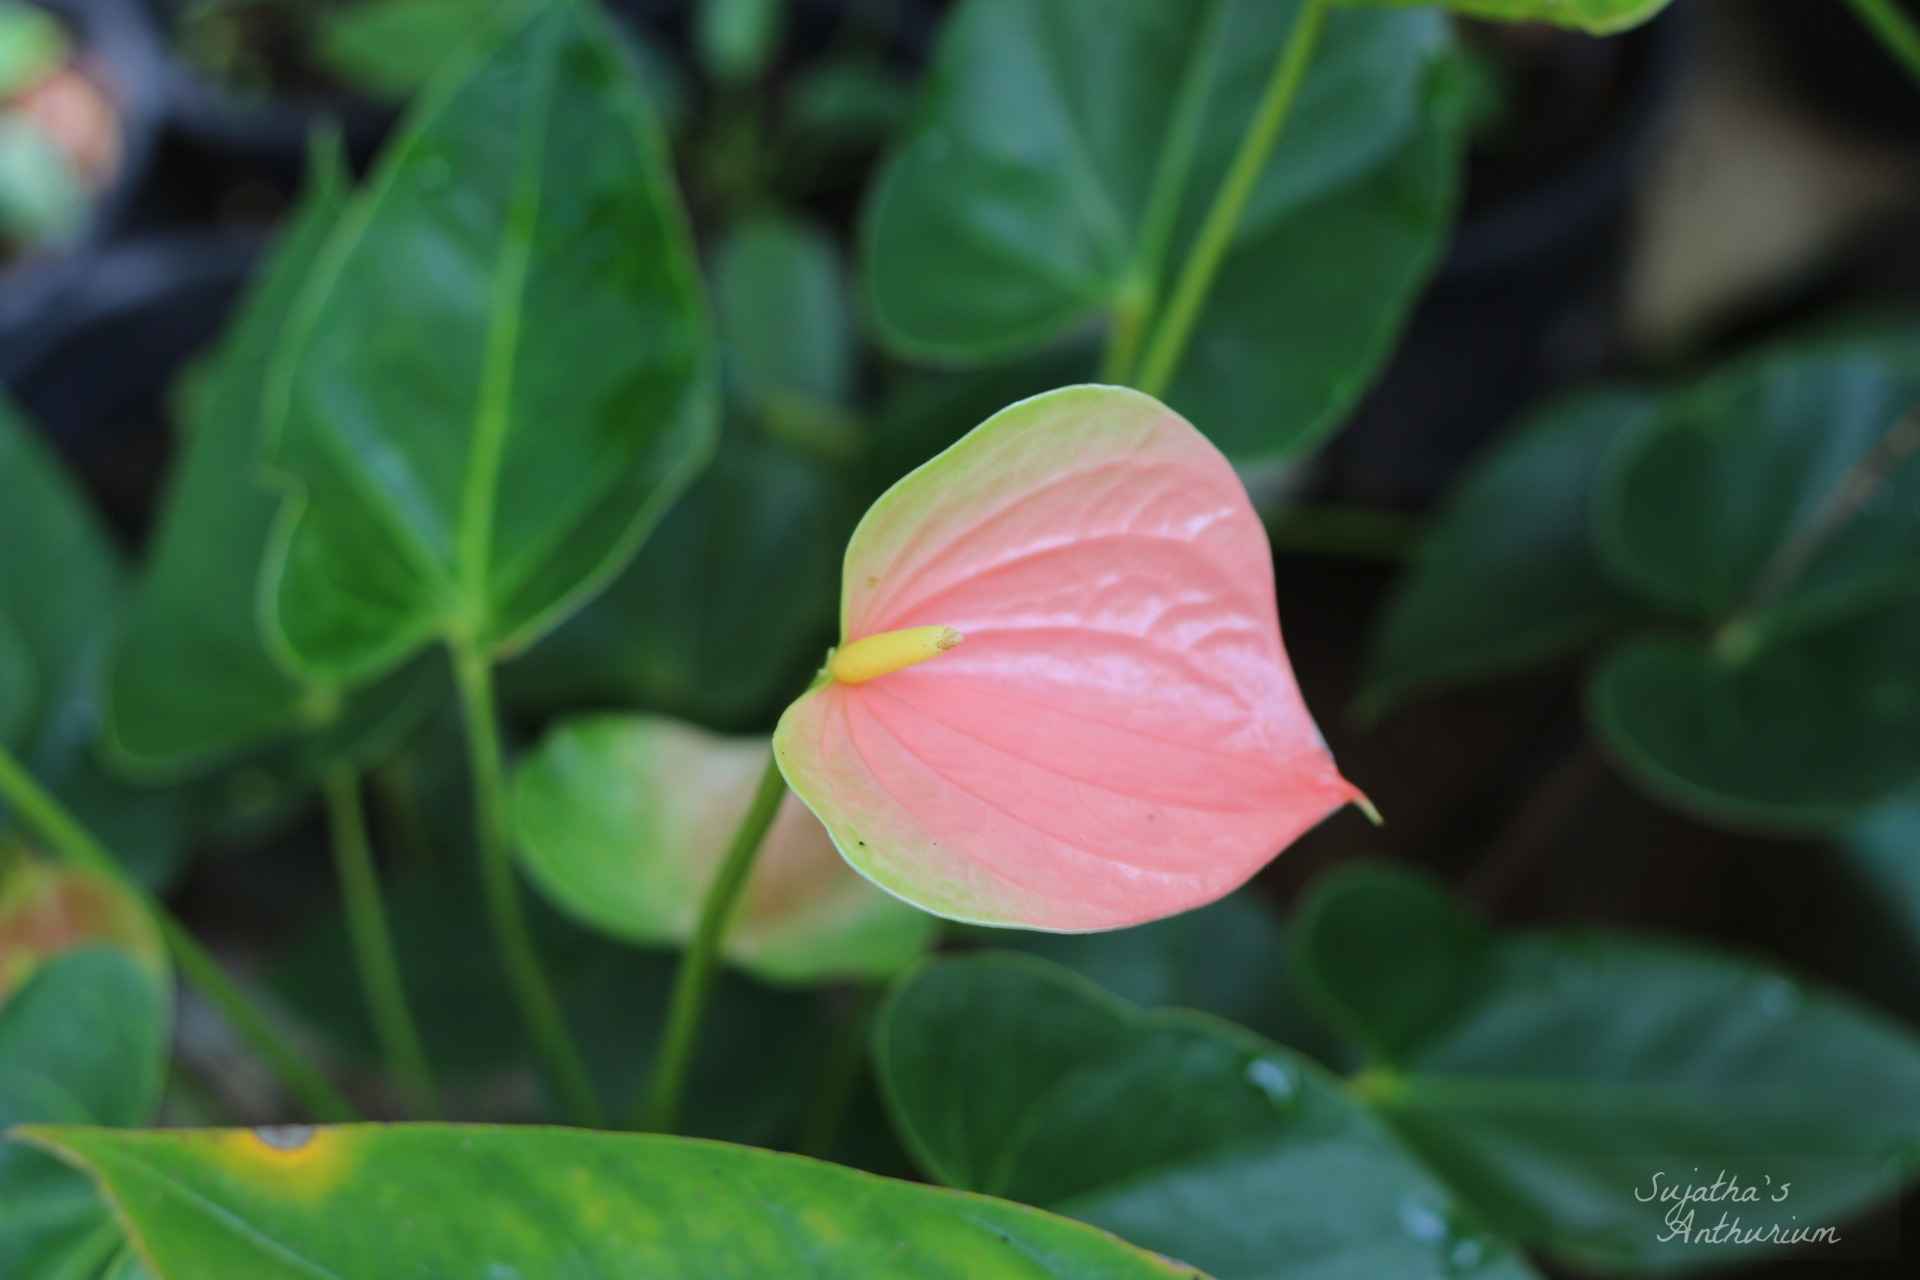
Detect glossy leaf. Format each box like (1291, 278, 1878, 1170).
(859, 0, 1465, 463)
(983, 893, 1346, 1067)
(877, 954, 1541, 1280)
(1361, 390, 1662, 719)
(501, 422, 854, 730)
(0, 950, 169, 1280)
(0, 858, 165, 1000)
(775, 386, 1362, 931)
(110, 142, 434, 780)
(1594, 334, 1920, 624)
(1341, 0, 1675, 35)
(513, 715, 935, 982)
(261, 0, 716, 683)
(23, 1124, 1212, 1280)
(0, 406, 185, 885)
(1292, 862, 1920, 1272)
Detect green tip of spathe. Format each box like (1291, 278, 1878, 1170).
(1353, 792, 1384, 827)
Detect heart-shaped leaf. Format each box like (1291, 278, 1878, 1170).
(1594, 333, 1920, 625)
(1292, 862, 1920, 1273)
(0, 404, 186, 886)
(0, 950, 170, 1280)
(261, 0, 716, 684)
(502, 216, 858, 730)
(0, 857, 166, 1001)
(110, 142, 437, 783)
(978, 892, 1346, 1068)
(21, 1124, 1211, 1279)
(877, 953, 1542, 1280)
(1339, 0, 1676, 35)
(1583, 333, 1920, 827)
(1590, 603, 1920, 831)
(859, 0, 1466, 463)
(774, 385, 1363, 931)
(1361, 389, 1663, 719)
(513, 714, 936, 983)
(1368, 328, 1920, 831)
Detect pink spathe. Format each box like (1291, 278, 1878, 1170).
(774, 384, 1363, 932)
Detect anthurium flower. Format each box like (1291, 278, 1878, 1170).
(512, 715, 936, 983)
(774, 385, 1366, 932)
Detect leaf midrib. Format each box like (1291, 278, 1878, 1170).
(451, 10, 560, 639)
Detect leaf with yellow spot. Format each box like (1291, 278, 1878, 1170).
(21, 1125, 1212, 1279)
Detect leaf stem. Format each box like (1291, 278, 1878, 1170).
(1103, 0, 1232, 385)
(1135, 0, 1331, 397)
(449, 640, 602, 1127)
(1846, 0, 1920, 88)
(641, 747, 787, 1131)
(0, 742, 357, 1122)
(322, 768, 439, 1116)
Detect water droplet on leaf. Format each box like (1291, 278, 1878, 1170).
(1244, 1056, 1298, 1107)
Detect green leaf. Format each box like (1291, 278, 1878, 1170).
(859, 0, 1465, 463)
(1292, 862, 1920, 1272)
(0, 405, 186, 886)
(876, 953, 1541, 1280)
(697, 0, 786, 84)
(715, 214, 855, 419)
(1594, 333, 1920, 625)
(0, 950, 170, 1280)
(513, 714, 934, 982)
(315, 0, 478, 99)
(23, 1124, 1212, 1279)
(109, 141, 432, 780)
(500, 420, 853, 729)
(261, 0, 716, 684)
(1589, 600, 1920, 831)
(1361, 389, 1662, 719)
(978, 893, 1347, 1068)
(1337, 0, 1675, 36)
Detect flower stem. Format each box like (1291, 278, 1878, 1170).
(0, 742, 356, 1122)
(1135, 0, 1331, 397)
(450, 640, 602, 1127)
(1846, 0, 1920, 87)
(641, 748, 787, 1131)
(322, 768, 439, 1116)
